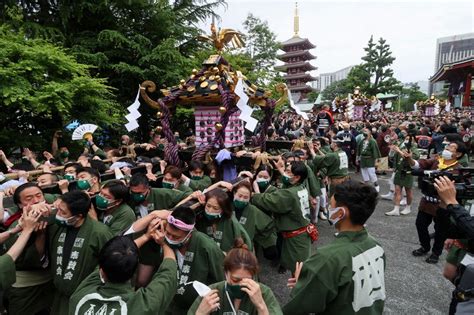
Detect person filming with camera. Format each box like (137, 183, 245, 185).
(405, 141, 468, 264)
(434, 175, 474, 315)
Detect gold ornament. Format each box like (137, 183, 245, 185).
(212, 67, 219, 73)
(218, 106, 226, 114)
(180, 79, 186, 84)
(199, 76, 206, 82)
(200, 81, 209, 88)
(215, 123, 223, 131)
(209, 75, 216, 81)
(210, 84, 218, 91)
(187, 86, 196, 93)
(155, 126, 162, 133)
(156, 111, 163, 118)
(192, 69, 198, 75)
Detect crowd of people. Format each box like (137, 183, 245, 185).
(0, 105, 472, 314)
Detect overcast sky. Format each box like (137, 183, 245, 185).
(208, 0, 473, 83)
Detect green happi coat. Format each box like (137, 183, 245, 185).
(176, 183, 193, 194)
(304, 163, 321, 197)
(2, 220, 53, 314)
(251, 184, 312, 273)
(188, 176, 212, 191)
(69, 258, 178, 315)
(166, 230, 226, 315)
(283, 229, 386, 315)
(392, 142, 420, 188)
(234, 203, 277, 249)
(131, 188, 189, 218)
(195, 216, 253, 252)
(98, 203, 136, 235)
(0, 254, 15, 290)
(357, 138, 381, 168)
(187, 281, 283, 315)
(312, 149, 349, 179)
(49, 216, 113, 315)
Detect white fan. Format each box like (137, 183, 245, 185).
(72, 124, 98, 140)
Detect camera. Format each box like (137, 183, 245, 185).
(412, 168, 474, 204)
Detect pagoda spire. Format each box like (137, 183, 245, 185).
(294, 2, 299, 37)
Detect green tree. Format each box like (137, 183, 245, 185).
(307, 91, 319, 103)
(0, 26, 121, 151)
(321, 79, 351, 100)
(242, 13, 280, 84)
(399, 83, 427, 112)
(1, 0, 227, 141)
(345, 64, 371, 94)
(349, 36, 401, 96)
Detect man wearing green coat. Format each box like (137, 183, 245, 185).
(129, 173, 190, 219)
(251, 161, 313, 274)
(283, 181, 385, 315)
(2, 183, 54, 315)
(0, 210, 42, 291)
(181, 160, 213, 191)
(310, 136, 349, 197)
(70, 233, 177, 315)
(357, 129, 382, 192)
(47, 190, 113, 314)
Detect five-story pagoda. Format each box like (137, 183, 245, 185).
(275, 2, 317, 103)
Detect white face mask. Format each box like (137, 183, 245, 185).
(328, 207, 345, 226)
(441, 149, 453, 160)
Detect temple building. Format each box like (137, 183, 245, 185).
(275, 2, 317, 107)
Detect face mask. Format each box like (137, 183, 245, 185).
(64, 174, 75, 182)
(256, 178, 269, 190)
(233, 198, 249, 210)
(162, 181, 176, 189)
(328, 207, 345, 226)
(131, 191, 147, 203)
(55, 214, 78, 227)
(225, 281, 246, 300)
(77, 179, 92, 191)
(441, 149, 453, 160)
(204, 210, 222, 221)
(281, 174, 292, 186)
(191, 175, 203, 180)
(165, 231, 192, 249)
(96, 194, 115, 211)
(60, 151, 69, 158)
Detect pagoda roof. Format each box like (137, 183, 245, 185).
(284, 73, 317, 81)
(289, 84, 316, 92)
(280, 36, 316, 50)
(274, 61, 317, 72)
(277, 50, 316, 61)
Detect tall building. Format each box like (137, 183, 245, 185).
(317, 65, 355, 91)
(430, 32, 474, 107)
(275, 3, 317, 102)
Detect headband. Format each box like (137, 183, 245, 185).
(168, 215, 195, 232)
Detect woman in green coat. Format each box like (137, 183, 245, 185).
(232, 181, 277, 259)
(188, 239, 282, 315)
(182, 188, 253, 253)
(92, 180, 136, 235)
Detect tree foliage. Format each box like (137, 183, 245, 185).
(346, 36, 401, 96)
(0, 26, 121, 151)
(242, 13, 280, 84)
(399, 83, 427, 112)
